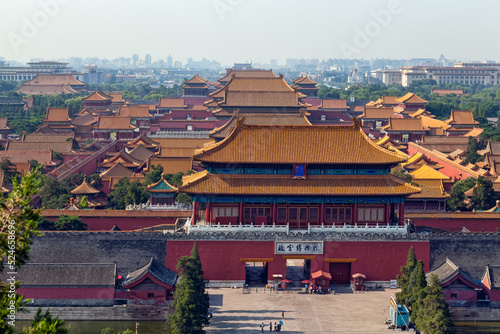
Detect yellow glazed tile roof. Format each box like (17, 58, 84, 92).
(410, 165, 450, 180)
(179, 173, 420, 196)
(194, 119, 407, 165)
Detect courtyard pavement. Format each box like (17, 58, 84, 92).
(205, 286, 400, 333)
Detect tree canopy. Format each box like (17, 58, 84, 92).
(107, 178, 149, 210)
(0, 170, 43, 333)
(167, 243, 210, 334)
(447, 176, 497, 211)
(22, 308, 70, 334)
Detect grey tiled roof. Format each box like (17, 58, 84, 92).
(17, 263, 116, 287)
(427, 257, 480, 287)
(123, 258, 177, 287)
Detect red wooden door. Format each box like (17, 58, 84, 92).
(329, 263, 351, 284)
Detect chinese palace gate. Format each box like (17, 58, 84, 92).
(179, 118, 420, 229)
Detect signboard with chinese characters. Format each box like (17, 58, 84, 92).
(275, 242, 324, 255)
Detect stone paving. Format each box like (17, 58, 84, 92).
(205, 286, 400, 333)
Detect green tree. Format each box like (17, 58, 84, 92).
(54, 215, 87, 231)
(167, 243, 210, 334)
(407, 260, 427, 323)
(38, 176, 71, 209)
(471, 176, 497, 210)
(23, 308, 70, 334)
(0, 170, 43, 333)
(464, 137, 484, 164)
(0, 157, 19, 184)
(107, 178, 149, 209)
(79, 195, 89, 209)
(396, 246, 417, 307)
(29, 160, 46, 174)
(446, 177, 477, 211)
(144, 164, 164, 186)
(415, 274, 453, 334)
(176, 193, 193, 206)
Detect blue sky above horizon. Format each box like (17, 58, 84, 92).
(0, 0, 498, 66)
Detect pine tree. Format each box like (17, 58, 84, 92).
(408, 260, 428, 325)
(23, 308, 70, 334)
(396, 246, 417, 306)
(167, 243, 210, 334)
(416, 274, 453, 334)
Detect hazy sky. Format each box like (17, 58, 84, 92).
(0, 0, 498, 65)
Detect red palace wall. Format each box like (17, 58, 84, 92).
(406, 214, 500, 233)
(166, 240, 430, 282)
(18, 287, 115, 300)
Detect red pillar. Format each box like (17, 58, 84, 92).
(205, 202, 211, 224)
(272, 202, 277, 224)
(320, 202, 325, 224)
(192, 201, 198, 224)
(385, 203, 390, 224)
(239, 202, 244, 224)
(399, 203, 405, 226)
(352, 203, 358, 224)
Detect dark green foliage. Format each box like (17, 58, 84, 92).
(88, 173, 103, 190)
(144, 164, 164, 186)
(396, 246, 417, 307)
(0, 170, 42, 333)
(85, 82, 183, 100)
(0, 93, 87, 135)
(0, 157, 19, 184)
(52, 151, 63, 163)
(63, 96, 83, 117)
(415, 274, 453, 334)
(471, 176, 497, 210)
(167, 243, 210, 334)
(464, 137, 485, 164)
(79, 195, 89, 209)
(23, 308, 70, 334)
(107, 178, 149, 209)
(29, 160, 46, 174)
(54, 215, 87, 231)
(38, 176, 71, 209)
(0, 80, 19, 93)
(447, 176, 497, 211)
(176, 193, 193, 205)
(407, 260, 427, 323)
(446, 177, 477, 211)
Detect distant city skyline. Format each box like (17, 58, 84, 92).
(1, 0, 499, 65)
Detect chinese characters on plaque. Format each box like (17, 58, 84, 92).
(275, 242, 323, 254)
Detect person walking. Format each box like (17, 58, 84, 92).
(269, 322, 272, 332)
(261, 322, 264, 332)
(274, 322, 277, 332)
(282, 311, 284, 319)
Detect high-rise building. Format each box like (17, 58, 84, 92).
(145, 54, 152, 67)
(132, 54, 139, 67)
(167, 54, 173, 68)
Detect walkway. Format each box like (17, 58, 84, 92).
(206, 286, 399, 333)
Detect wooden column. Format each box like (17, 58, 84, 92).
(239, 202, 244, 224)
(205, 202, 211, 224)
(320, 202, 325, 224)
(272, 202, 277, 224)
(385, 203, 390, 224)
(399, 203, 405, 226)
(352, 203, 358, 224)
(192, 201, 199, 224)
